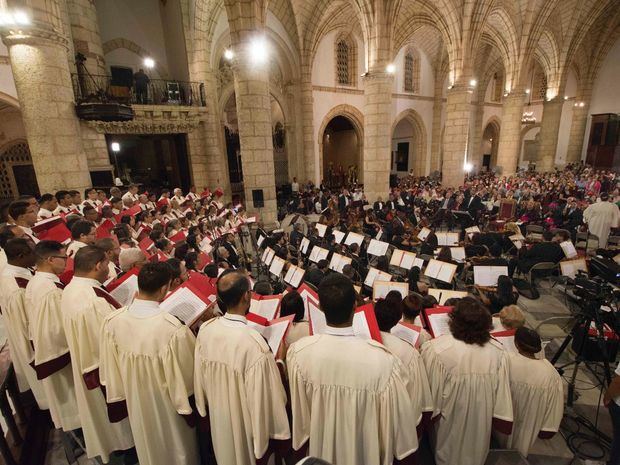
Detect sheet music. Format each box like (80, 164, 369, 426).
(161, 287, 208, 324)
(428, 289, 468, 305)
(437, 232, 459, 246)
(269, 256, 286, 277)
(417, 227, 431, 241)
(300, 237, 310, 254)
(367, 239, 389, 256)
(291, 267, 305, 287)
(329, 253, 352, 273)
(560, 241, 578, 259)
(262, 248, 275, 266)
(257, 235, 265, 247)
(316, 223, 327, 238)
(390, 322, 421, 347)
(390, 249, 404, 267)
(109, 274, 138, 307)
(399, 252, 418, 270)
(249, 298, 280, 320)
(284, 265, 296, 284)
(248, 318, 292, 355)
(424, 259, 442, 279)
(560, 259, 587, 278)
(465, 226, 481, 236)
(427, 312, 452, 338)
(332, 230, 345, 244)
(373, 281, 408, 300)
(364, 267, 392, 287)
(344, 232, 364, 246)
(424, 259, 456, 284)
(309, 246, 329, 263)
(352, 312, 372, 340)
(300, 289, 319, 320)
(450, 247, 466, 262)
(473, 266, 508, 286)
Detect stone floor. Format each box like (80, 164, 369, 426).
(0, 278, 613, 465)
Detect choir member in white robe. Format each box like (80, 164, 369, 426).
(583, 192, 620, 248)
(374, 298, 434, 431)
(402, 294, 432, 347)
(0, 238, 48, 408)
(9, 200, 40, 244)
(25, 241, 81, 431)
(66, 220, 96, 257)
(61, 246, 134, 463)
(194, 270, 290, 465)
(422, 297, 513, 465)
(279, 292, 310, 354)
(287, 274, 418, 465)
(100, 262, 199, 465)
(495, 328, 563, 456)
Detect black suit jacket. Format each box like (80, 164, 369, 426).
(223, 242, 240, 267)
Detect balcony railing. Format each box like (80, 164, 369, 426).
(71, 73, 206, 107)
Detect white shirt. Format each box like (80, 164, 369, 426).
(122, 192, 138, 204)
(38, 208, 54, 220)
(292, 182, 300, 193)
(323, 325, 356, 338)
(127, 299, 162, 318)
(66, 240, 87, 257)
(19, 225, 40, 244)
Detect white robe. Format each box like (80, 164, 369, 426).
(194, 314, 290, 465)
(66, 240, 87, 258)
(61, 277, 134, 463)
(422, 334, 513, 465)
(583, 200, 620, 248)
(496, 352, 564, 456)
(286, 327, 418, 465)
(0, 265, 48, 408)
(25, 272, 80, 431)
(100, 299, 199, 465)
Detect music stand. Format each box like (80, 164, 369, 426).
(452, 210, 474, 230)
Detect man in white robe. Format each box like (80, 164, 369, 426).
(495, 327, 563, 457)
(26, 240, 81, 432)
(66, 220, 96, 257)
(0, 238, 48, 408)
(100, 262, 198, 465)
(62, 246, 134, 463)
(422, 297, 513, 465)
(194, 270, 290, 465)
(287, 274, 418, 465)
(583, 192, 620, 248)
(8, 200, 39, 244)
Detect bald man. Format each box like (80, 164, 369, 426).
(194, 270, 290, 464)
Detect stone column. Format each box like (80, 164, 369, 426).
(66, 0, 106, 75)
(230, 47, 278, 223)
(362, 69, 393, 202)
(300, 65, 316, 183)
(495, 93, 526, 175)
(468, 102, 484, 171)
(537, 98, 564, 171)
(566, 90, 592, 164)
(3, 30, 91, 193)
(429, 81, 444, 173)
(441, 86, 473, 188)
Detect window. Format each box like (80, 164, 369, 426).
(403, 48, 420, 93)
(492, 72, 503, 102)
(335, 34, 356, 86)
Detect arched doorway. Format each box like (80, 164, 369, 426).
(480, 119, 500, 172)
(520, 124, 541, 168)
(321, 115, 362, 188)
(391, 109, 427, 176)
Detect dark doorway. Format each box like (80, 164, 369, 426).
(105, 134, 191, 191)
(225, 127, 243, 183)
(322, 115, 359, 188)
(396, 142, 409, 172)
(110, 66, 134, 87)
(482, 154, 491, 171)
(13, 165, 40, 197)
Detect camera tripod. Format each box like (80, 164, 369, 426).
(550, 298, 613, 407)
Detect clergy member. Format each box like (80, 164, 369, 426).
(0, 238, 48, 408)
(421, 297, 513, 465)
(100, 262, 199, 465)
(286, 273, 418, 464)
(194, 270, 290, 465)
(61, 246, 134, 463)
(26, 240, 81, 432)
(496, 327, 563, 456)
(583, 192, 620, 248)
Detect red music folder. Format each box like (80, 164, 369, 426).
(160, 280, 215, 326)
(422, 306, 454, 338)
(32, 216, 65, 234)
(390, 322, 423, 348)
(246, 314, 294, 355)
(38, 223, 72, 244)
(249, 293, 282, 320)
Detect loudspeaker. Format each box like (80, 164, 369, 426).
(252, 189, 264, 208)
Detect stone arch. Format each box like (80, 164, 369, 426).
(102, 37, 170, 77)
(520, 123, 542, 166)
(0, 139, 38, 200)
(480, 116, 501, 170)
(318, 104, 364, 185)
(391, 109, 428, 176)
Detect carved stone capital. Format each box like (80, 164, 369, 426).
(1, 24, 69, 49)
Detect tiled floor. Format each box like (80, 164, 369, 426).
(1, 278, 613, 465)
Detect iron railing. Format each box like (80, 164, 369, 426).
(71, 73, 206, 107)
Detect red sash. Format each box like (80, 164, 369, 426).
(92, 286, 122, 309)
(14, 276, 30, 289)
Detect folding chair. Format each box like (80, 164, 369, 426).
(527, 262, 559, 287)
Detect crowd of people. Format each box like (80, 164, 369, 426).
(0, 163, 618, 465)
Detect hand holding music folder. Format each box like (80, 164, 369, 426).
(422, 306, 454, 338)
(246, 314, 294, 356)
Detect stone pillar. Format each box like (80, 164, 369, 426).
(429, 81, 444, 173)
(231, 48, 278, 223)
(3, 30, 91, 193)
(537, 98, 564, 171)
(495, 93, 526, 175)
(66, 0, 106, 75)
(566, 90, 592, 164)
(442, 86, 473, 188)
(468, 102, 484, 171)
(362, 69, 393, 202)
(300, 65, 316, 183)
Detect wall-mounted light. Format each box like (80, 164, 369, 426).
(249, 37, 269, 64)
(386, 63, 396, 74)
(224, 49, 234, 60)
(525, 88, 531, 94)
(469, 79, 477, 87)
(464, 162, 473, 173)
(111, 142, 121, 152)
(143, 57, 155, 69)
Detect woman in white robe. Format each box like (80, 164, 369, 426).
(495, 327, 564, 456)
(100, 289, 199, 465)
(422, 297, 513, 465)
(61, 247, 134, 463)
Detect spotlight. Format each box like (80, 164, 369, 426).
(469, 79, 477, 87)
(224, 49, 234, 60)
(464, 162, 473, 173)
(111, 142, 121, 153)
(249, 37, 269, 64)
(386, 63, 396, 74)
(525, 88, 531, 94)
(564, 96, 569, 100)
(579, 102, 585, 107)
(143, 57, 155, 69)
(13, 10, 29, 25)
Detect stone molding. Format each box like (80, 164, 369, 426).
(85, 106, 207, 134)
(1, 25, 69, 49)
